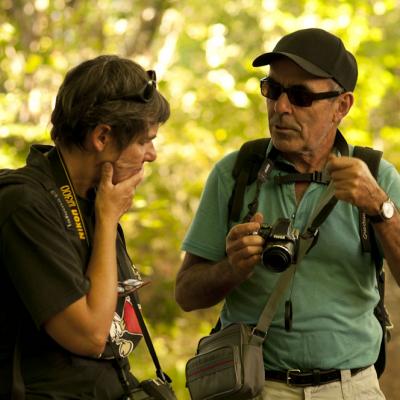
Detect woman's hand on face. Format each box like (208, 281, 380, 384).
(95, 162, 144, 225)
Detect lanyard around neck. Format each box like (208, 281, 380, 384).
(47, 147, 90, 247)
(243, 130, 349, 222)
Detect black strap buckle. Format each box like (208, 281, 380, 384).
(251, 327, 267, 340)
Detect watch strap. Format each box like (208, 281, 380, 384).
(368, 213, 385, 224)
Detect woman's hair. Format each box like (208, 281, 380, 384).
(50, 55, 170, 149)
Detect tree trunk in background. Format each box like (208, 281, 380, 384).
(379, 267, 400, 399)
(124, 0, 171, 58)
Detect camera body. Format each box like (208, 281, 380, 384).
(258, 218, 300, 272)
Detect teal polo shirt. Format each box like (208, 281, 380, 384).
(182, 141, 400, 371)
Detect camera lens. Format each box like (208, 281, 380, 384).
(262, 244, 293, 272)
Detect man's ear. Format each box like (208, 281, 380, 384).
(333, 92, 354, 124)
(88, 124, 113, 152)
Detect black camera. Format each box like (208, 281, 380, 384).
(258, 218, 299, 272)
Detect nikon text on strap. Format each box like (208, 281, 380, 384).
(47, 147, 90, 244)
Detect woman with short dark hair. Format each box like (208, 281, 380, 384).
(0, 55, 170, 399)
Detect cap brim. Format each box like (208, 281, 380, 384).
(252, 52, 332, 78)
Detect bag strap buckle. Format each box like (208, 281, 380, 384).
(251, 327, 267, 340)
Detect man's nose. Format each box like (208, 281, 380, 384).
(273, 91, 292, 113)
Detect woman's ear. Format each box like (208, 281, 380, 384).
(88, 124, 113, 152)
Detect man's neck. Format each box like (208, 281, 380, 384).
(281, 131, 338, 173)
(284, 147, 333, 173)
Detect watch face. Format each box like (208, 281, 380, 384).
(382, 200, 395, 219)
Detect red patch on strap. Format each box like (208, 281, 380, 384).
(123, 297, 142, 334)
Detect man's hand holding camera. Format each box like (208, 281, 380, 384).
(226, 212, 265, 279)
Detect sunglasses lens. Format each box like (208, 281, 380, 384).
(260, 78, 326, 107)
(261, 79, 281, 100)
(288, 88, 313, 107)
(260, 80, 268, 97)
(268, 83, 282, 100)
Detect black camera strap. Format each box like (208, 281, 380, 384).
(242, 146, 279, 222)
(116, 228, 172, 386)
(47, 147, 90, 247)
(274, 131, 349, 186)
(130, 299, 172, 385)
(297, 133, 349, 251)
(243, 131, 348, 224)
(244, 131, 349, 236)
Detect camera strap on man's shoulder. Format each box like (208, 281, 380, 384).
(227, 135, 392, 377)
(228, 131, 348, 222)
(229, 138, 271, 222)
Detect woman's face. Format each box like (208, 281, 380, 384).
(110, 124, 158, 185)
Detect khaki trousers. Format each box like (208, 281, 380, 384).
(254, 366, 386, 400)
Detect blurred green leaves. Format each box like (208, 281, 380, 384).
(1, 1, 400, 398)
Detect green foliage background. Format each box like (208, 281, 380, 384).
(1, 1, 399, 398)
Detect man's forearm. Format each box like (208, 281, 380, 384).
(373, 213, 400, 286)
(175, 257, 246, 311)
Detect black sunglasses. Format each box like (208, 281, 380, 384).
(107, 70, 157, 104)
(260, 77, 343, 107)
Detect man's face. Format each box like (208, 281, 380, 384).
(110, 124, 158, 185)
(267, 58, 340, 158)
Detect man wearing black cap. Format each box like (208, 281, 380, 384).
(176, 28, 400, 399)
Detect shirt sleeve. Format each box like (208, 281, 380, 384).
(1, 185, 90, 328)
(378, 158, 400, 205)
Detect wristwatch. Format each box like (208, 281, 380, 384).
(368, 198, 396, 223)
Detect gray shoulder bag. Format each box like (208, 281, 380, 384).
(185, 266, 296, 400)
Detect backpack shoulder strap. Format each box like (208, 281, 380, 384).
(352, 146, 383, 254)
(228, 138, 270, 222)
(353, 146, 382, 179)
(353, 145, 391, 378)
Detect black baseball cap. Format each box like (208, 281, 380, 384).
(252, 28, 358, 92)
